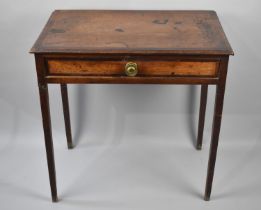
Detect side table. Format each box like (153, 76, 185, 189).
(30, 10, 234, 201)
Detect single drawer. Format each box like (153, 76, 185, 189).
(47, 60, 219, 77)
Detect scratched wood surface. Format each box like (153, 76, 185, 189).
(31, 10, 233, 55)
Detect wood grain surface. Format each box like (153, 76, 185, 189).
(31, 10, 233, 55)
(47, 59, 218, 76)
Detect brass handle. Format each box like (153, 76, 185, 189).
(125, 62, 138, 77)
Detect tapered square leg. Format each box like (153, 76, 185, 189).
(204, 57, 229, 201)
(61, 84, 73, 149)
(196, 85, 208, 150)
(38, 83, 58, 202)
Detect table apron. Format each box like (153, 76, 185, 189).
(44, 75, 219, 84)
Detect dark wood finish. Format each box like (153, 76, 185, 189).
(204, 57, 229, 200)
(196, 85, 208, 150)
(60, 84, 73, 149)
(31, 10, 233, 55)
(31, 10, 233, 201)
(35, 55, 58, 202)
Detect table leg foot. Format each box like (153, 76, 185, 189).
(52, 195, 59, 202)
(204, 195, 210, 201)
(196, 144, 202, 150)
(67, 142, 74, 149)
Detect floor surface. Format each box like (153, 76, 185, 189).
(0, 100, 260, 210)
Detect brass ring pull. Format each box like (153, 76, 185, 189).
(125, 62, 138, 77)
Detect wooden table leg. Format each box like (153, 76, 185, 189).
(196, 85, 208, 150)
(38, 83, 58, 202)
(60, 84, 73, 149)
(204, 57, 228, 201)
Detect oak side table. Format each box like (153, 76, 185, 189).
(30, 10, 234, 202)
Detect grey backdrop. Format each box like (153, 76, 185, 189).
(1, 1, 261, 210)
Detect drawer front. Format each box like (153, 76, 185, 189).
(47, 60, 219, 77)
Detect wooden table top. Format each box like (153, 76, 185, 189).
(31, 10, 233, 55)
